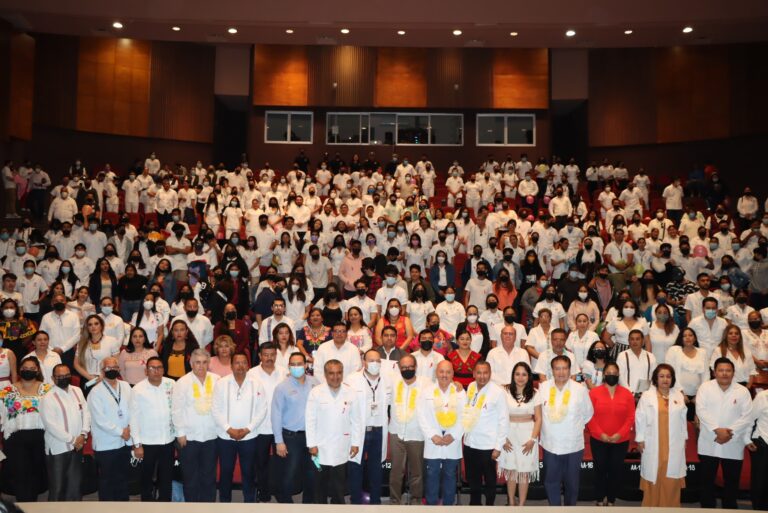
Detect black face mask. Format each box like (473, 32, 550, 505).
(20, 369, 38, 381)
(544, 292, 556, 300)
(473, 250, 482, 258)
(311, 253, 320, 260)
(186, 310, 198, 318)
(104, 369, 120, 380)
(503, 254, 512, 262)
(327, 291, 338, 300)
(749, 320, 763, 329)
(356, 289, 367, 297)
(603, 375, 619, 386)
(487, 302, 498, 310)
(736, 296, 748, 304)
(593, 349, 607, 359)
(477, 271, 487, 278)
(400, 369, 416, 380)
(504, 315, 515, 324)
(55, 377, 71, 389)
(53, 302, 66, 312)
(420, 341, 433, 351)
(225, 311, 237, 321)
(584, 244, 593, 250)
(274, 286, 284, 295)
(414, 290, 425, 298)
(428, 324, 439, 333)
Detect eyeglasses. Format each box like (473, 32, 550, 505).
(333, 329, 347, 334)
(147, 366, 164, 372)
(104, 366, 119, 371)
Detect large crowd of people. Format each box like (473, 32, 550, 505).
(0, 151, 768, 507)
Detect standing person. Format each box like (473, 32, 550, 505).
(388, 354, 428, 504)
(305, 359, 362, 504)
(130, 357, 176, 501)
(313, 321, 362, 383)
(271, 352, 318, 503)
(537, 355, 594, 506)
(171, 349, 220, 503)
(497, 362, 541, 506)
(418, 360, 466, 505)
(486, 325, 530, 387)
(212, 352, 267, 503)
(39, 363, 90, 501)
(617, 329, 658, 397)
(87, 357, 133, 501)
(587, 361, 635, 506)
(345, 349, 390, 504)
(696, 357, 753, 509)
(636, 364, 688, 507)
(748, 388, 768, 510)
(665, 328, 708, 421)
(462, 361, 508, 506)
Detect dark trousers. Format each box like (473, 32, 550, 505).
(179, 439, 217, 502)
(29, 189, 46, 221)
(315, 463, 346, 504)
(554, 215, 568, 230)
(751, 438, 768, 510)
(94, 446, 131, 501)
(139, 442, 174, 501)
(254, 434, 274, 502)
(463, 445, 497, 505)
(667, 209, 683, 226)
(217, 437, 258, 502)
(699, 454, 743, 509)
(5, 429, 46, 501)
(424, 458, 459, 505)
(46, 450, 82, 501)
(277, 429, 315, 503)
(348, 426, 383, 504)
(590, 438, 628, 503)
(543, 448, 583, 506)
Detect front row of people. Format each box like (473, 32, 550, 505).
(2, 341, 766, 507)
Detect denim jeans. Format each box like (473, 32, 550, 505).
(424, 458, 459, 505)
(217, 437, 258, 502)
(277, 429, 315, 503)
(348, 427, 384, 504)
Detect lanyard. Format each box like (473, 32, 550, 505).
(104, 381, 121, 406)
(365, 376, 380, 398)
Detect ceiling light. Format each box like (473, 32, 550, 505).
(682, 26, 693, 33)
(565, 29, 576, 37)
(172, 26, 181, 32)
(340, 28, 350, 34)
(624, 29, 633, 35)
(285, 29, 294, 34)
(397, 30, 406, 35)
(112, 21, 123, 29)
(452, 29, 462, 36)
(510, 31, 519, 36)
(227, 27, 238, 34)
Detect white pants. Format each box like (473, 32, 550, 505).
(125, 200, 139, 213)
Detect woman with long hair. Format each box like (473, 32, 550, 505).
(498, 362, 541, 506)
(213, 303, 253, 357)
(67, 286, 96, 327)
(296, 308, 331, 366)
(117, 327, 158, 386)
(447, 331, 481, 388)
(375, 298, 415, 350)
(130, 292, 165, 348)
(665, 328, 708, 421)
(603, 297, 649, 359)
(54, 259, 81, 299)
(0, 298, 37, 362)
(73, 314, 121, 389)
(345, 306, 372, 353)
(581, 340, 610, 389)
(649, 304, 679, 364)
(87, 257, 118, 307)
(317, 283, 344, 328)
(149, 257, 177, 306)
(159, 319, 198, 380)
(710, 325, 755, 387)
(273, 322, 300, 369)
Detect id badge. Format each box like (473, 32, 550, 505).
(370, 402, 378, 415)
(118, 410, 124, 418)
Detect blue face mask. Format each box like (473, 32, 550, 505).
(24, 267, 34, 276)
(445, 293, 455, 302)
(101, 306, 113, 316)
(386, 276, 397, 286)
(657, 296, 667, 305)
(289, 366, 305, 379)
(15, 247, 25, 255)
(704, 309, 717, 320)
(721, 283, 731, 291)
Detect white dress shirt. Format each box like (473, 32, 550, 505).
(750, 390, 768, 445)
(305, 382, 363, 466)
(313, 341, 362, 383)
(212, 374, 267, 441)
(39, 310, 82, 352)
(487, 346, 530, 386)
(413, 350, 445, 381)
(171, 371, 220, 442)
(130, 377, 175, 446)
(696, 379, 752, 460)
(418, 382, 466, 460)
(462, 381, 508, 451)
(171, 314, 213, 348)
(617, 348, 658, 394)
(389, 376, 430, 441)
(87, 379, 132, 451)
(535, 349, 580, 380)
(536, 380, 593, 455)
(40, 385, 90, 455)
(689, 315, 729, 359)
(26, 350, 62, 385)
(246, 364, 287, 435)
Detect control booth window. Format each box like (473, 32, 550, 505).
(265, 111, 313, 143)
(476, 113, 535, 146)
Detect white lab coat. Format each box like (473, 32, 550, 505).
(634, 387, 688, 483)
(344, 370, 390, 464)
(305, 382, 363, 467)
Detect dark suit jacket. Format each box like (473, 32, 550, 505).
(455, 321, 491, 358)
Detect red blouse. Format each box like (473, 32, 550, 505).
(448, 350, 481, 388)
(587, 384, 636, 443)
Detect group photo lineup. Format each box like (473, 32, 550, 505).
(0, 0, 767, 510)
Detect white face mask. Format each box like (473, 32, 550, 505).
(437, 256, 446, 264)
(291, 284, 300, 292)
(143, 300, 154, 310)
(467, 314, 478, 323)
(622, 307, 636, 318)
(366, 361, 381, 376)
(388, 307, 400, 317)
(578, 292, 588, 301)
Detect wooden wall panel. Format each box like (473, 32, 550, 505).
(492, 48, 549, 109)
(252, 45, 308, 106)
(149, 42, 215, 143)
(655, 46, 730, 143)
(374, 47, 427, 107)
(7, 33, 35, 140)
(307, 45, 376, 107)
(33, 34, 78, 130)
(76, 37, 151, 137)
(588, 48, 657, 147)
(728, 43, 768, 138)
(426, 48, 464, 108)
(462, 49, 493, 109)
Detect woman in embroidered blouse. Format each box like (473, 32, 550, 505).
(296, 308, 331, 365)
(0, 330, 19, 387)
(345, 307, 372, 353)
(498, 362, 541, 506)
(448, 331, 481, 388)
(118, 327, 158, 385)
(0, 355, 50, 501)
(455, 305, 491, 358)
(209, 335, 235, 377)
(0, 297, 37, 362)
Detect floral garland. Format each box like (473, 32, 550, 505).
(164, 380, 175, 436)
(394, 380, 417, 423)
(462, 382, 486, 432)
(434, 384, 458, 428)
(546, 385, 571, 423)
(192, 375, 214, 415)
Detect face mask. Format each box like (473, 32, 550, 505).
(603, 375, 619, 386)
(704, 309, 717, 320)
(24, 267, 34, 276)
(55, 377, 71, 389)
(75, 250, 86, 258)
(656, 313, 670, 323)
(578, 292, 588, 301)
(400, 368, 416, 380)
(539, 280, 549, 288)
(622, 307, 636, 317)
(187, 309, 198, 318)
(3, 308, 15, 319)
(420, 341, 433, 352)
(750, 320, 763, 329)
(386, 276, 397, 286)
(20, 369, 38, 381)
(274, 286, 284, 295)
(143, 300, 154, 310)
(367, 361, 381, 376)
(101, 306, 113, 316)
(230, 270, 239, 278)
(593, 349, 607, 359)
(104, 369, 120, 380)
(15, 247, 25, 256)
(388, 307, 400, 317)
(467, 314, 478, 323)
(721, 283, 731, 291)
(445, 293, 455, 302)
(487, 301, 498, 310)
(225, 311, 237, 321)
(736, 296, 748, 305)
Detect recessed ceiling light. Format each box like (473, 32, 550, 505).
(624, 29, 633, 35)
(340, 28, 350, 34)
(227, 27, 238, 34)
(172, 26, 181, 32)
(510, 31, 519, 37)
(682, 26, 693, 33)
(565, 29, 576, 37)
(452, 29, 462, 36)
(397, 30, 406, 35)
(285, 29, 294, 34)
(112, 21, 123, 29)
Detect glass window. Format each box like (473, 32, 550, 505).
(265, 111, 313, 143)
(476, 114, 535, 146)
(477, 115, 505, 145)
(327, 113, 362, 144)
(369, 113, 396, 145)
(506, 115, 535, 145)
(397, 114, 429, 145)
(429, 114, 463, 145)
